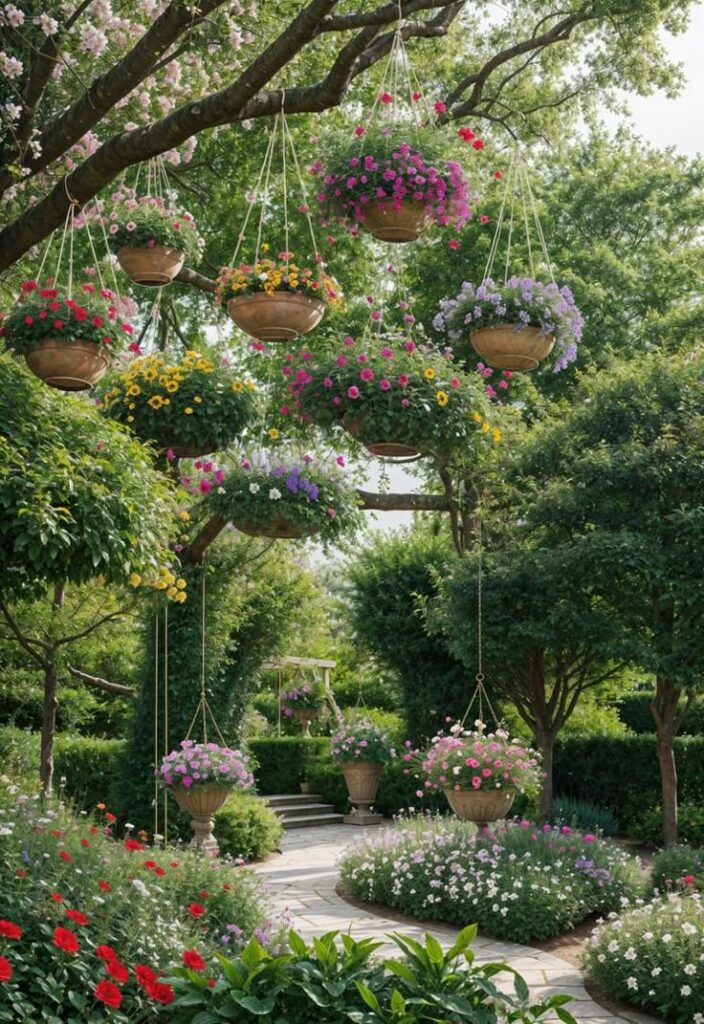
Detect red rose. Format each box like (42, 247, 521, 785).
(96, 944, 118, 962)
(0, 921, 21, 940)
(53, 927, 79, 954)
(187, 902, 205, 918)
(95, 980, 122, 1009)
(457, 127, 475, 142)
(147, 981, 174, 1005)
(0, 957, 12, 982)
(182, 949, 206, 971)
(135, 964, 157, 987)
(106, 959, 129, 984)
(59, 851, 71, 862)
(472, 139, 485, 150)
(65, 909, 89, 927)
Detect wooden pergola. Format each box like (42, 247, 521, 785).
(262, 656, 338, 735)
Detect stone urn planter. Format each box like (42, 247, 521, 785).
(343, 413, 422, 460)
(470, 324, 555, 372)
(294, 708, 316, 737)
(342, 761, 382, 825)
(24, 339, 110, 391)
(116, 245, 185, 287)
(171, 784, 231, 855)
(233, 519, 320, 540)
(444, 788, 515, 824)
(362, 199, 430, 243)
(227, 291, 325, 341)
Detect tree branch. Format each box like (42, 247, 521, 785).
(175, 266, 218, 293)
(55, 610, 127, 647)
(67, 665, 136, 698)
(0, 600, 49, 667)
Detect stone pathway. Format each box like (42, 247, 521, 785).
(253, 823, 659, 1024)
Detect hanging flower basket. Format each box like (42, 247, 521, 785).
(216, 254, 341, 341)
(158, 740, 254, 853)
(0, 281, 133, 392)
(435, 277, 583, 374)
(444, 787, 516, 824)
(97, 351, 256, 456)
(361, 198, 431, 243)
(106, 190, 203, 288)
(286, 331, 499, 458)
(281, 682, 325, 736)
(211, 454, 362, 544)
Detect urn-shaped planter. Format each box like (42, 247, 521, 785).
(362, 199, 431, 243)
(342, 761, 382, 824)
(294, 708, 316, 737)
(444, 788, 515, 824)
(470, 324, 555, 372)
(116, 245, 185, 287)
(171, 784, 231, 855)
(227, 291, 326, 341)
(24, 339, 111, 391)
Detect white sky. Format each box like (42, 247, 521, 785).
(362, 8, 704, 533)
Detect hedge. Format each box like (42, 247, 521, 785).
(617, 693, 704, 735)
(248, 737, 329, 794)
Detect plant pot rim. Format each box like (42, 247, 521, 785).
(228, 290, 326, 309)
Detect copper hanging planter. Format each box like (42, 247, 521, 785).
(116, 245, 185, 287)
(233, 518, 320, 540)
(470, 324, 555, 372)
(362, 199, 431, 243)
(24, 339, 111, 391)
(342, 413, 423, 461)
(227, 291, 326, 341)
(164, 441, 218, 459)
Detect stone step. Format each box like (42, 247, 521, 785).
(281, 813, 344, 829)
(274, 803, 338, 819)
(266, 793, 323, 808)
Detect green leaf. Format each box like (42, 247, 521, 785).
(446, 923, 478, 961)
(355, 981, 382, 1013)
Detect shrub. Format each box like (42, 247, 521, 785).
(166, 925, 578, 1024)
(634, 804, 704, 847)
(618, 692, 704, 735)
(584, 893, 704, 1023)
(0, 778, 278, 1021)
(214, 792, 283, 861)
(249, 737, 329, 794)
(339, 817, 644, 944)
(551, 797, 619, 837)
(651, 846, 704, 893)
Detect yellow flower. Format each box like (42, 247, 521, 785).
(184, 407, 194, 415)
(148, 396, 165, 410)
(176, 578, 187, 590)
(154, 579, 167, 590)
(267, 428, 280, 440)
(194, 396, 202, 404)
(143, 369, 158, 382)
(178, 510, 190, 521)
(472, 411, 483, 424)
(436, 390, 449, 407)
(129, 572, 141, 587)
(128, 403, 136, 410)
(165, 381, 179, 393)
(232, 380, 244, 392)
(246, 381, 256, 391)
(423, 367, 436, 380)
(163, 398, 170, 405)
(482, 421, 490, 433)
(492, 428, 502, 443)
(175, 591, 187, 604)
(127, 415, 134, 423)
(166, 586, 178, 600)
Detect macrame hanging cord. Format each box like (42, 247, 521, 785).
(184, 567, 227, 745)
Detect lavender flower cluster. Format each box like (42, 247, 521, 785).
(158, 740, 254, 790)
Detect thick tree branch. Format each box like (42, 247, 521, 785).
(318, 0, 461, 31)
(55, 610, 127, 646)
(175, 266, 218, 293)
(67, 665, 136, 698)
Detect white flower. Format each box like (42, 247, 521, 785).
(683, 964, 696, 975)
(34, 13, 58, 34)
(269, 487, 281, 500)
(132, 879, 149, 897)
(626, 978, 638, 991)
(248, 482, 260, 494)
(624, 947, 636, 960)
(2, 4, 24, 27)
(0, 51, 23, 78)
(680, 985, 691, 996)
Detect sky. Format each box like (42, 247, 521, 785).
(363, 6, 704, 534)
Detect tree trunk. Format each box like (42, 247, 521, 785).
(535, 725, 555, 822)
(653, 676, 680, 847)
(40, 582, 65, 797)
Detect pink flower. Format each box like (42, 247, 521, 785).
(401, 398, 410, 407)
(336, 456, 346, 467)
(323, 377, 333, 388)
(471, 776, 482, 789)
(354, 125, 365, 136)
(347, 386, 360, 399)
(397, 374, 409, 386)
(360, 368, 374, 382)
(450, 377, 460, 389)
(433, 101, 447, 114)
(379, 379, 391, 391)
(380, 347, 393, 358)
(380, 92, 393, 104)
(343, 336, 356, 346)
(448, 239, 460, 250)
(327, 508, 337, 517)
(404, 341, 415, 352)
(166, 449, 176, 461)
(411, 91, 422, 102)
(336, 356, 348, 367)
(371, 311, 382, 321)
(479, 214, 490, 224)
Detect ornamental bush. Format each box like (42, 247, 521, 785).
(434, 276, 584, 372)
(0, 778, 277, 1021)
(651, 847, 704, 894)
(249, 737, 329, 794)
(634, 804, 704, 847)
(1, 280, 134, 356)
(105, 190, 204, 262)
(339, 817, 644, 944)
(98, 350, 257, 454)
(584, 893, 704, 1023)
(280, 680, 325, 716)
(213, 792, 283, 862)
(286, 331, 497, 455)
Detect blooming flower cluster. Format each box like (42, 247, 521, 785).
(216, 249, 341, 304)
(434, 276, 585, 373)
(314, 127, 473, 231)
(281, 331, 500, 455)
(339, 815, 644, 944)
(420, 722, 542, 795)
(105, 188, 204, 262)
(158, 741, 254, 790)
(585, 891, 704, 1023)
(0, 280, 133, 356)
(331, 717, 396, 765)
(280, 682, 325, 717)
(130, 564, 188, 604)
(97, 350, 256, 453)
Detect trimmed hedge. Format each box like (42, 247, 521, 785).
(248, 737, 329, 794)
(617, 693, 704, 735)
(553, 734, 704, 825)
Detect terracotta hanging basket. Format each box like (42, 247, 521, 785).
(233, 518, 320, 540)
(164, 441, 218, 459)
(171, 783, 231, 853)
(470, 324, 555, 372)
(116, 245, 185, 287)
(343, 414, 423, 461)
(24, 339, 111, 391)
(294, 708, 316, 736)
(444, 788, 515, 824)
(227, 291, 325, 341)
(342, 761, 382, 814)
(362, 199, 431, 243)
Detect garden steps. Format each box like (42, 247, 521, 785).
(267, 793, 344, 829)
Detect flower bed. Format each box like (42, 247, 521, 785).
(98, 350, 256, 456)
(0, 778, 281, 1021)
(434, 276, 584, 372)
(584, 892, 704, 1023)
(339, 816, 644, 944)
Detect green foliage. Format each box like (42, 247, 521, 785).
(552, 734, 704, 826)
(331, 716, 396, 765)
(551, 797, 619, 837)
(0, 355, 177, 592)
(340, 817, 644, 944)
(166, 925, 578, 1024)
(634, 804, 704, 848)
(106, 192, 203, 262)
(1, 284, 131, 355)
(214, 791, 283, 862)
(618, 691, 704, 735)
(249, 737, 329, 794)
(584, 893, 704, 1023)
(650, 846, 704, 892)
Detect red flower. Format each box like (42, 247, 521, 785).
(105, 812, 116, 823)
(494, 170, 503, 179)
(51, 830, 62, 838)
(124, 838, 145, 852)
(53, 927, 79, 954)
(96, 945, 118, 962)
(143, 860, 157, 870)
(479, 214, 490, 224)
(457, 127, 475, 142)
(91, 316, 103, 327)
(472, 139, 485, 150)
(65, 909, 89, 927)
(98, 880, 111, 892)
(146, 981, 174, 1005)
(53, 319, 63, 330)
(379, 92, 393, 104)
(50, 893, 63, 903)
(122, 323, 133, 335)
(80, 839, 90, 848)
(198, 890, 209, 899)
(95, 980, 122, 1009)
(154, 866, 165, 877)
(106, 960, 129, 984)
(448, 239, 460, 250)
(15, 869, 26, 878)
(187, 903, 205, 918)
(0, 921, 21, 940)
(222, 883, 231, 891)
(73, 307, 88, 322)
(207, 977, 215, 988)
(169, 861, 179, 868)
(23, 315, 34, 326)
(682, 874, 696, 885)
(0, 957, 12, 983)
(182, 949, 206, 971)
(433, 100, 447, 114)
(411, 91, 422, 101)
(353, 125, 365, 136)
(89, 827, 99, 835)
(59, 851, 71, 863)
(20, 280, 38, 293)
(135, 965, 157, 987)
(49, 301, 60, 311)
(81, 283, 95, 293)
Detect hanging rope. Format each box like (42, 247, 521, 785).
(184, 565, 228, 746)
(153, 613, 160, 841)
(163, 603, 169, 845)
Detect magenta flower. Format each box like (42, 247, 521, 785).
(347, 386, 360, 399)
